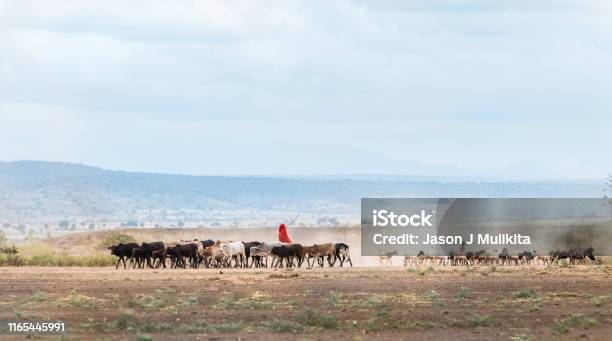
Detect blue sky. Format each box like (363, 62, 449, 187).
(0, 0, 611, 178)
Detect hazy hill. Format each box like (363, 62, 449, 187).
(0, 160, 604, 223)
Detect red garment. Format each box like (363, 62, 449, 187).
(278, 223, 292, 243)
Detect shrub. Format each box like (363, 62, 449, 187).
(325, 291, 338, 306)
(364, 317, 382, 331)
(467, 314, 493, 327)
(407, 266, 436, 276)
(179, 321, 245, 333)
(130, 295, 165, 310)
(0, 253, 25, 266)
(31, 291, 48, 302)
(410, 321, 440, 329)
(294, 308, 339, 330)
(141, 322, 172, 333)
(207, 323, 245, 333)
(552, 314, 598, 334)
(262, 319, 305, 333)
(512, 289, 538, 299)
(213, 296, 236, 310)
(214, 295, 274, 310)
(179, 296, 198, 306)
(591, 295, 612, 307)
(98, 232, 137, 249)
(423, 290, 444, 305)
(178, 320, 208, 333)
(63, 289, 98, 307)
(455, 287, 470, 299)
(105, 313, 135, 332)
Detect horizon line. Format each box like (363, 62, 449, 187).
(0, 159, 606, 183)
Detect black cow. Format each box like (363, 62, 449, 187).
(130, 248, 147, 269)
(582, 247, 596, 261)
(271, 244, 302, 268)
(243, 241, 262, 268)
(140, 242, 165, 268)
(550, 249, 571, 263)
(151, 248, 168, 268)
(201, 239, 215, 248)
(108, 243, 139, 269)
(569, 247, 596, 265)
(167, 244, 198, 268)
(334, 243, 353, 267)
(518, 250, 536, 265)
(498, 248, 517, 266)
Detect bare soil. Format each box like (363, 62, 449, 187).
(1, 265, 611, 341)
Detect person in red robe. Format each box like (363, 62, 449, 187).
(278, 223, 292, 243)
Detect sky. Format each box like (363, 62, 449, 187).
(0, 0, 611, 178)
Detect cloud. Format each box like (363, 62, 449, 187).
(0, 102, 83, 160)
(0, 1, 611, 177)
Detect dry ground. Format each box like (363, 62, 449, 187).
(1, 265, 611, 341)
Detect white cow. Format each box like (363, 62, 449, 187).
(220, 242, 246, 268)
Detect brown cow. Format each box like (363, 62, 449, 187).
(200, 245, 224, 268)
(301, 243, 336, 268)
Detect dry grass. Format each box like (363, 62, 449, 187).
(0, 250, 115, 267)
(13, 226, 368, 263)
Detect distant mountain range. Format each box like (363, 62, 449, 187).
(0, 160, 604, 223)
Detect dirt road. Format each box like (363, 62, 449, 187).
(1, 265, 611, 340)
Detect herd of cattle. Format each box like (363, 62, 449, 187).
(396, 247, 597, 267)
(108, 240, 352, 269)
(109, 241, 598, 269)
